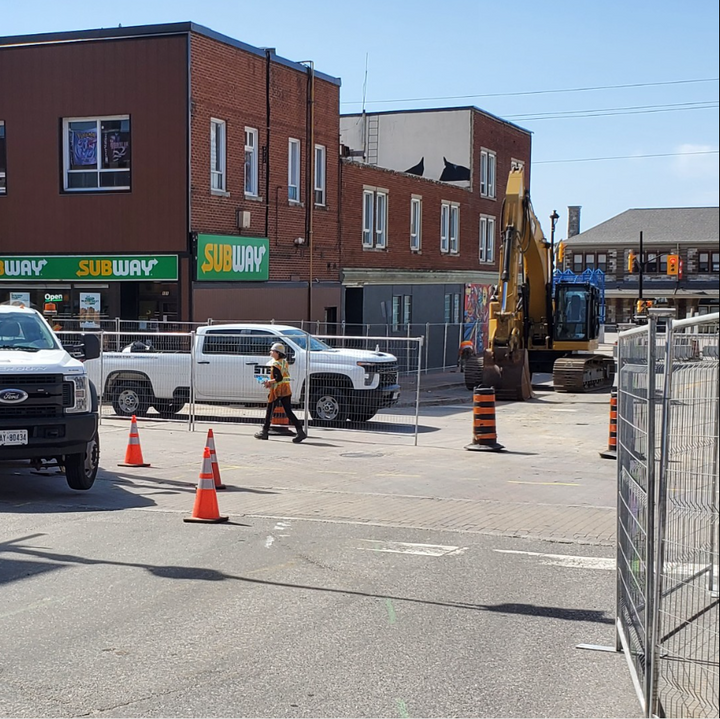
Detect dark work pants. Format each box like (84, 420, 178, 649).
(262, 394, 304, 433)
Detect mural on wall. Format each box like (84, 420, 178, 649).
(463, 283, 494, 353)
(439, 157, 471, 182)
(405, 157, 424, 176)
(403, 156, 470, 181)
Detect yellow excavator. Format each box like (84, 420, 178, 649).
(465, 167, 615, 400)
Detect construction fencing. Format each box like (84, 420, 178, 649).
(615, 311, 719, 718)
(54, 318, 466, 372)
(60, 327, 424, 445)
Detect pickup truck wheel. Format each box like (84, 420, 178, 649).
(153, 399, 185, 417)
(310, 387, 347, 424)
(113, 381, 151, 417)
(64, 431, 99, 491)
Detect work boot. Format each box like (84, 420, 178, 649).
(292, 429, 307, 444)
(254, 431, 269, 440)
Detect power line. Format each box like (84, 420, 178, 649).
(340, 77, 719, 106)
(534, 150, 719, 165)
(509, 101, 718, 121)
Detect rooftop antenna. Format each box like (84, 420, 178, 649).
(361, 53, 369, 160)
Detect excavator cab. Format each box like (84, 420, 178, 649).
(553, 282, 601, 344)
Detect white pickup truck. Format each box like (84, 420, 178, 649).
(0, 304, 101, 490)
(85, 324, 401, 424)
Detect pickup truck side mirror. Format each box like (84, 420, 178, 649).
(83, 333, 101, 361)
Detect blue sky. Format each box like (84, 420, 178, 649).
(2, 0, 718, 237)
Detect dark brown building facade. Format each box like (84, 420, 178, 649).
(0, 23, 341, 326)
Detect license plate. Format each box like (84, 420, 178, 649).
(392, 392, 399, 400)
(0, 429, 28, 446)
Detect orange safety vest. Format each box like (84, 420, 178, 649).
(267, 358, 292, 402)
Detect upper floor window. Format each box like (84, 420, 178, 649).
(63, 116, 130, 191)
(314, 144, 326, 205)
(573, 253, 583, 273)
(713, 253, 720, 273)
(480, 148, 496, 198)
(441, 202, 459, 253)
(510, 158, 525, 172)
(410, 196, 422, 251)
(210, 118, 226, 192)
(698, 252, 719, 273)
(585, 253, 595, 269)
(0, 120, 6, 194)
(244, 127, 259, 196)
(445, 293, 461, 323)
(362, 188, 388, 249)
(479, 214, 495, 263)
(288, 138, 301, 202)
(597, 253, 607, 272)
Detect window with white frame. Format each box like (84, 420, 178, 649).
(362, 188, 388, 249)
(0, 120, 6, 193)
(441, 202, 459, 253)
(392, 296, 401, 330)
(480, 148, 496, 198)
(314, 144, 326, 205)
(510, 158, 525, 171)
(403, 295, 412, 325)
(479, 214, 495, 263)
(288, 138, 301, 202)
(244, 127, 258, 196)
(210, 118, 226, 192)
(63, 116, 130, 191)
(410, 196, 422, 251)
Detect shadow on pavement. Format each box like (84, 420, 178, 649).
(0, 536, 613, 625)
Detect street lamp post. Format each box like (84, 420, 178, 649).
(550, 210, 560, 274)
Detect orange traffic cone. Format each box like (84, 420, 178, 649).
(206, 429, 226, 490)
(465, 387, 505, 452)
(118, 415, 151, 467)
(599, 388, 618, 460)
(184, 447, 228, 524)
(270, 402, 294, 435)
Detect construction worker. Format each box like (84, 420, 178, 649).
(458, 340, 474, 372)
(254, 342, 307, 443)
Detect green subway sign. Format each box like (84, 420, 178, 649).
(0, 255, 178, 281)
(196, 234, 269, 281)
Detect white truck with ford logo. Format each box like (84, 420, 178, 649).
(85, 324, 401, 424)
(0, 304, 101, 490)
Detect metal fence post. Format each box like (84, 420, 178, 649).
(443, 323, 449, 372)
(424, 323, 430, 373)
(649, 311, 675, 717)
(414, 336, 423, 446)
(189, 330, 196, 432)
(643, 314, 659, 716)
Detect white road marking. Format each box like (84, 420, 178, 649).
(494, 549, 614, 570)
(274, 522, 290, 530)
(264, 535, 275, 549)
(357, 540, 467, 557)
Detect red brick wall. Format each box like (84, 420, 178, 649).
(340, 111, 532, 274)
(189, 34, 340, 283)
(472, 110, 532, 196)
(0, 35, 188, 253)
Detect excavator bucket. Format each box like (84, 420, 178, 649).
(482, 348, 534, 401)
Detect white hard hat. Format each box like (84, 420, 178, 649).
(271, 342, 286, 354)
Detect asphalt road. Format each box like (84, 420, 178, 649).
(0, 385, 641, 718)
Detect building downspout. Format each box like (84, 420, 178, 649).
(300, 61, 315, 322)
(186, 32, 194, 322)
(264, 49, 272, 239)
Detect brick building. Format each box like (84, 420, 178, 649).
(0, 23, 341, 325)
(339, 108, 532, 361)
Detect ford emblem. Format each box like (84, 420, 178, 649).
(0, 388, 29, 404)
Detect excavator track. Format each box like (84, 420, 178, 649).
(553, 354, 615, 393)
